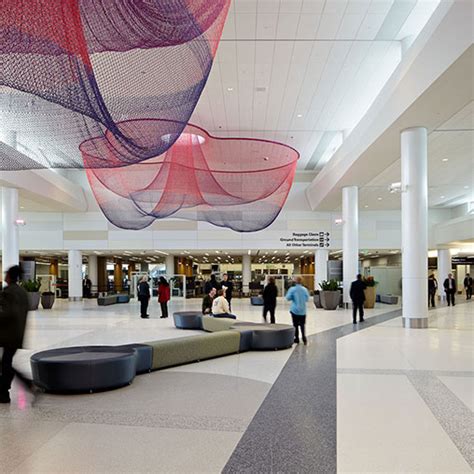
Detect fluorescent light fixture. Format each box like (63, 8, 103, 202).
(15, 218, 26, 226)
(227, 87, 234, 91)
(377, 197, 383, 201)
(296, 114, 303, 118)
(442, 158, 448, 162)
(155, 250, 169, 255)
(440, 195, 445, 199)
(364, 205, 369, 208)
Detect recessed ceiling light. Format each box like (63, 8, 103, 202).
(464, 186, 469, 189)
(227, 87, 233, 92)
(20, 206, 25, 209)
(296, 114, 303, 118)
(442, 158, 448, 162)
(377, 197, 382, 201)
(440, 195, 445, 199)
(364, 205, 369, 208)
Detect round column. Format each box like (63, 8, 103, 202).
(242, 254, 251, 296)
(1, 188, 20, 283)
(314, 249, 329, 291)
(165, 255, 175, 277)
(88, 255, 98, 294)
(68, 250, 83, 301)
(342, 186, 359, 305)
(437, 249, 451, 302)
(401, 127, 428, 328)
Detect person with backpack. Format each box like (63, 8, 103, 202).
(137, 275, 150, 319)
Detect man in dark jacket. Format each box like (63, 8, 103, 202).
(0, 265, 29, 403)
(464, 273, 472, 300)
(262, 276, 278, 323)
(443, 273, 457, 306)
(350, 274, 366, 324)
(221, 274, 233, 311)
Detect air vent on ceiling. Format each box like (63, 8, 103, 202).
(256, 87, 267, 92)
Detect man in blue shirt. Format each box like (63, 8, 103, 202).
(286, 276, 310, 345)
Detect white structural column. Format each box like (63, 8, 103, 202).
(68, 250, 83, 301)
(1, 188, 19, 280)
(1, 131, 19, 282)
(87, 255, 98, 292)
(165, 255, 175, 276)
(401, 127, 428, 328)
(437, 249, 452, 302)
(314, 249, 329, 291)
(242, 254, 251, 295)
(342, 186, 359, 305)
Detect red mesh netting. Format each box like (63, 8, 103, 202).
(81, 123, 299, 231)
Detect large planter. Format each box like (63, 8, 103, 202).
(27, 292, 41, 311)
(313, 293, 322, 309)
(321, 291, 340, 310)
(364, 286, 376, 308)
(41, 293, 55, 309)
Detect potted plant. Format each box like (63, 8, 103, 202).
(363, 276, 378, 308)
(41, 279, 55, 309)
(319, 279, 340, 310)
(313, 289, 323, 308)
(21, 279, 42, 310)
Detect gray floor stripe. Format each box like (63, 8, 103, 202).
(222, 309, 402, 474)
(406, 371, 474, 469)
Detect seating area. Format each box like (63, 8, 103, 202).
(30, 311, 295, 394)
(97, 294, 130, 306)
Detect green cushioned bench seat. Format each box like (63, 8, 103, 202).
(201, 316, 236, 332)
(147, 330, 240, 370)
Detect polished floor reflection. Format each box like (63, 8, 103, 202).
(1, 297, 472, 473)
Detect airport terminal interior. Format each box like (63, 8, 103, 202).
(0, 1, 473, 473)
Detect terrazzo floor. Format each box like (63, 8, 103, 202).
(0, 296, 472, 473)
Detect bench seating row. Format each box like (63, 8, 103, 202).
(30, 312, 295, 394)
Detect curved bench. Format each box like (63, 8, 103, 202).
(173, 311, 203, 329)
(232, 323, 295, 350)
(31, 346, 137, 393)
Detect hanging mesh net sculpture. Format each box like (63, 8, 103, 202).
(1, 0, 299, 232)
(81, 123, 299, 231)
(1, 0, 229, 165)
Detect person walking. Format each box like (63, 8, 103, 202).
(158, 276, 170, 318)
(286, 276, 310, 345)
(428, 274, 438, 308)
(137, 276, 150, 318)
(0, 265, 29, 403)
(443, 273, 457, 306)
(211, 289, 237, 319)
(350, 274, 366, 324)
(221, 274, 233, 311)
(202, 287, 217, 314)
(262, 276, 278, 323)
(463, 273, 473, 300)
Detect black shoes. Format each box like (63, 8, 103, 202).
(360, 318, 365, 322)
(141, 315, 149, 319)
(303, 337, 308, 346)
(294, 338, 299, 344)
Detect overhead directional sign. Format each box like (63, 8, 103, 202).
(279, 231, 331, 249)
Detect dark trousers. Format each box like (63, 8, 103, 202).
(0, 347, 17, 395)
(160, 301, 168, 318)
(263, 304, 276, 324)
(428, 291, 436, 308)
(228, 298, 232, 312)
(352, 301, 364, 323)
(466, 287, 472, 300)
(139, 296, 149, 317)
(446, 290, 455, 306)
(291, 313, 306, 342)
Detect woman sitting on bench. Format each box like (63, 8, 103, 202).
(211, 289, 237, 319)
